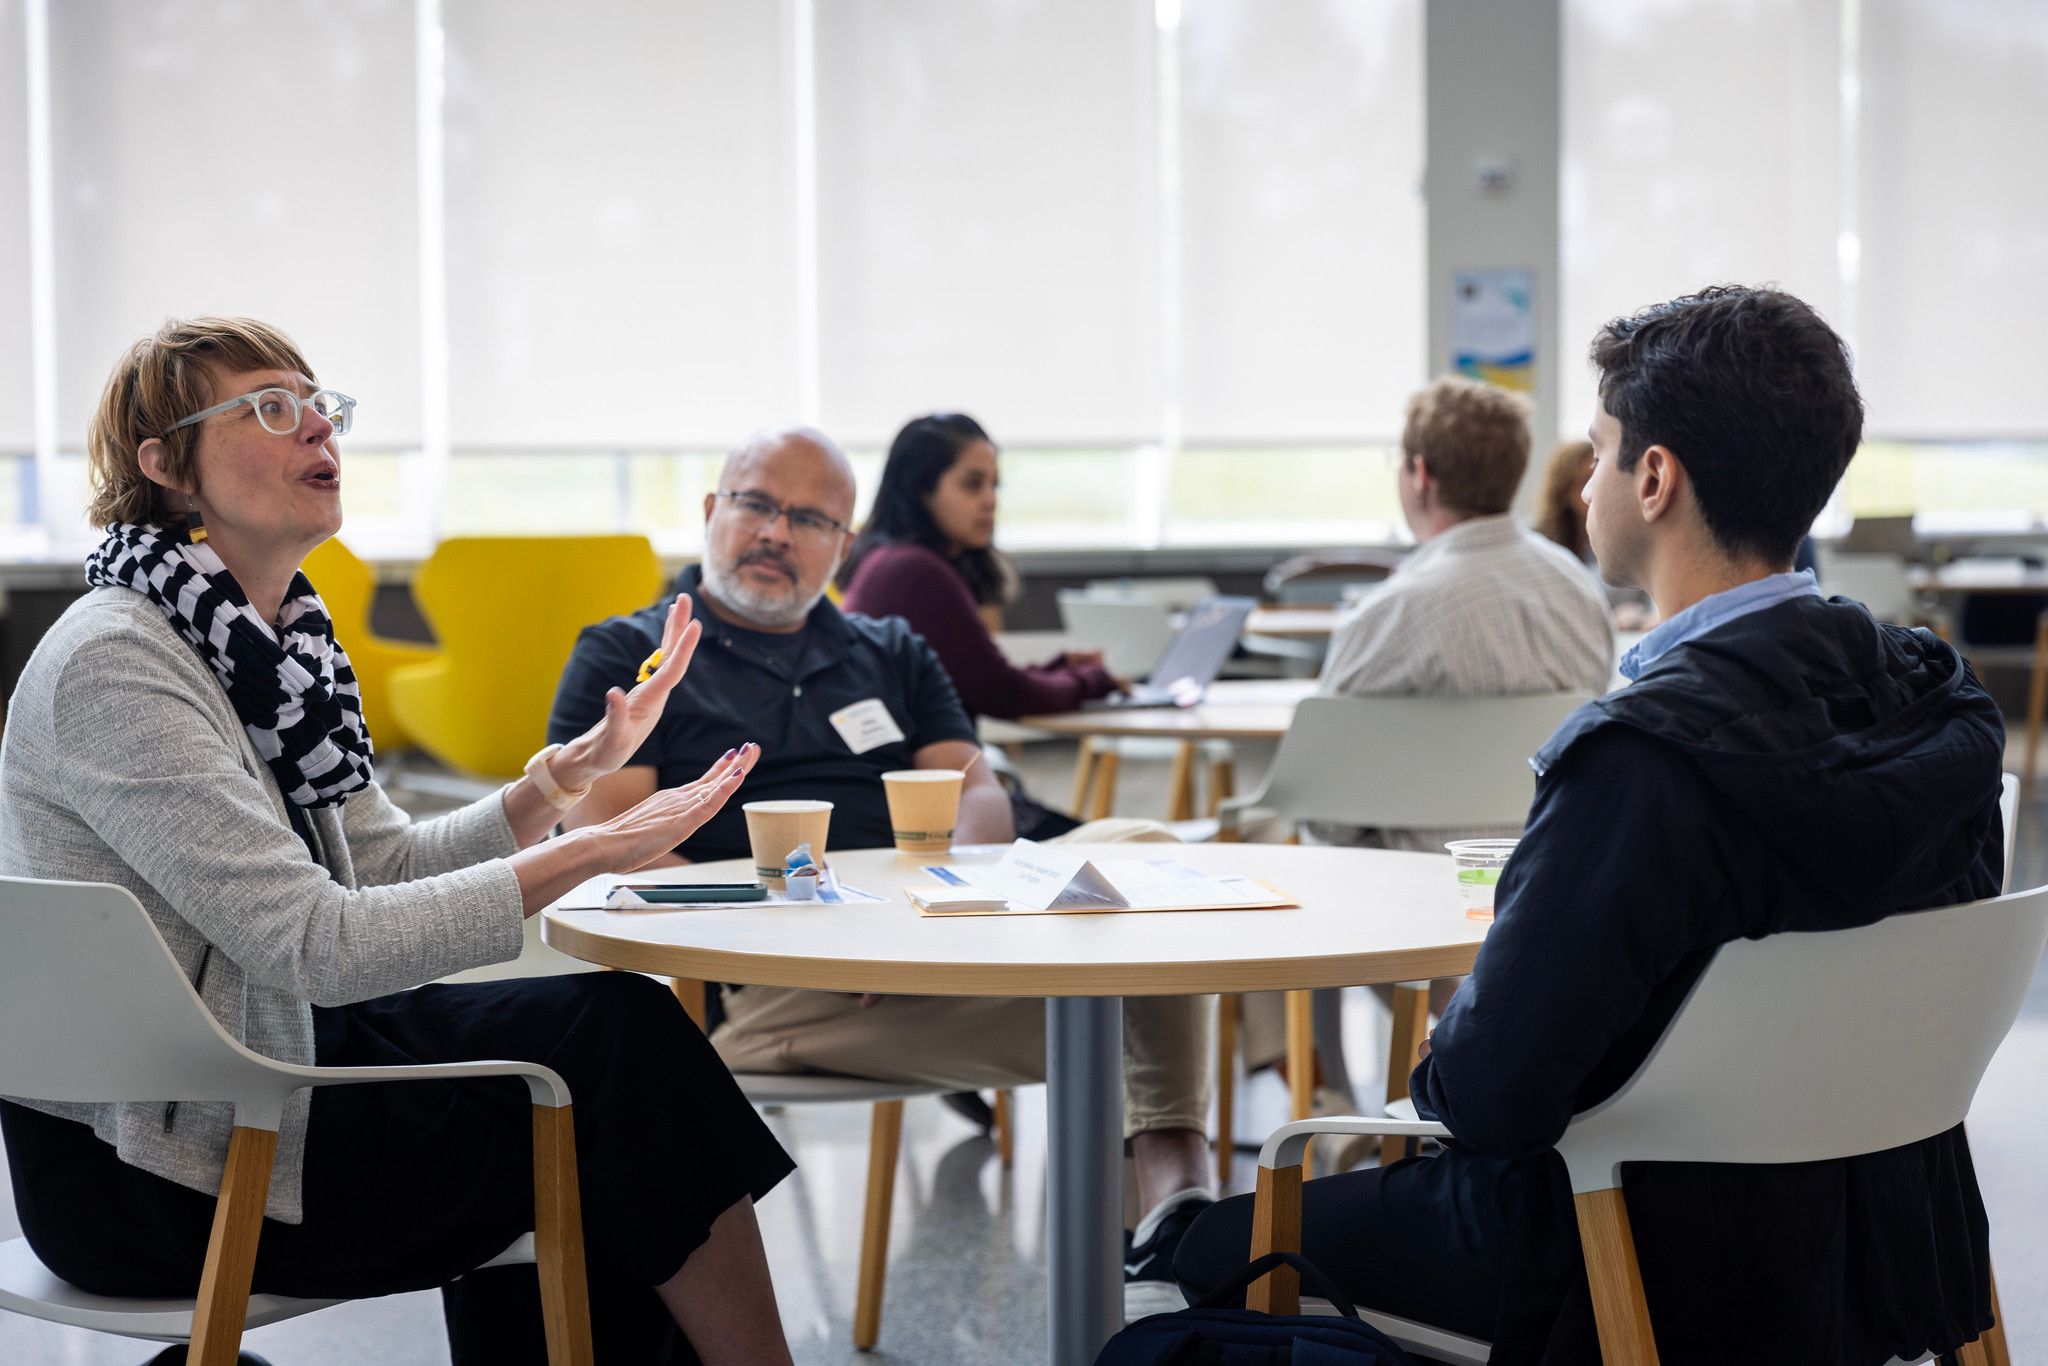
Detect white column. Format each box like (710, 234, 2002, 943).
(1424, 0, 1562, 503)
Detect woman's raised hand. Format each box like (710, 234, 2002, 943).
(598, 743, 760, 872)
(556, 594, 703, 788)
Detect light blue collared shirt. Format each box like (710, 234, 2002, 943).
(1617, 570, 1822, 682)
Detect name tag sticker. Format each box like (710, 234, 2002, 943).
(829, 698, 907, 754)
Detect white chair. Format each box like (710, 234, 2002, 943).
(0, 876, 593, 1365)
(1056, 591, 1176, 681)
(1819, 550, 1920, 624)
(1082, 576, 1221, 612)
(1245, 882, 2048, 1365)
(734, 1073, 1014, 1352)
(1215, 693, 1592, 839)
(660, 981, 1019, 1351)
(1999, 771, 2019, 893)
(1211, 693, 1592, 1178)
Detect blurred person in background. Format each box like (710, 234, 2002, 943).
(838, 412, 1124, 839)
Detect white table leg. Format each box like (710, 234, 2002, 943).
(1046, 995, 1123, 1363)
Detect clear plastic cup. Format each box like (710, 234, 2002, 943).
(1444, 839, 1518, 922)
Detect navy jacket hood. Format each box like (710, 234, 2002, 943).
(1535, 593, 2006, 923)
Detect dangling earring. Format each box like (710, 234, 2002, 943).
(185, 494, 208, 545)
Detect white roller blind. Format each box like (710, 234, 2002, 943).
(1560, 0, 1840, 437)
(49, 0, 421, 448)
(442, 1, 797, 449)
(813, 0, 1159, 448)
(1177, 0, 1424, 444)
(0, 0, 34, 452)
(1857, 0, 2048, 438)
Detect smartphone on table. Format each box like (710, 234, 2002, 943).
(609, 883, 768, 903)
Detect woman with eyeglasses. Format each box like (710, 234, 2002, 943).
(0, 317, 796, 1365)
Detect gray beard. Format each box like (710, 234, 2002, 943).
(700, 555, 824, 629)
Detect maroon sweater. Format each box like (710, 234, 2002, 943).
(839, 540, 1117, 721)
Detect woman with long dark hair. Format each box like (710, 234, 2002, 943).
(839, 413, 1121, 720)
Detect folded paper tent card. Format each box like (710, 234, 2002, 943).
(911, 839, 1294, 917)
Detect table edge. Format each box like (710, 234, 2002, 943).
(541, 914, 1481, 996)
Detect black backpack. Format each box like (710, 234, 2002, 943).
(1093, 1253, 1418, 1365)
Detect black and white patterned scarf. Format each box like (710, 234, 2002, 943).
(85, 522, 375, 809)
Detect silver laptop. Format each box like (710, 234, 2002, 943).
(1082, 596, 1256, 709)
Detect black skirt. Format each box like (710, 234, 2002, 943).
(1, 972, 794, 1364)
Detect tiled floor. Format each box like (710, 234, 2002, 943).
(3, 736, 2044, 1364)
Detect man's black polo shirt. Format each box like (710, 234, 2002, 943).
(546, 564, 979, 863)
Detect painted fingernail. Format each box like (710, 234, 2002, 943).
(719, 748, 736, 762)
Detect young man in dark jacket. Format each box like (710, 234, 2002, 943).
(1175, 285, 2006, 1365)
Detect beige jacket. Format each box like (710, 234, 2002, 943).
(0, 589, 525, 1222)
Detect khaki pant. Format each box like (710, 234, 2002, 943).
(710, 818, 1212, 1137)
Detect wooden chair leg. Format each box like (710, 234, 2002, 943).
(853, 1099, 905, 1351)
(1983, 1263, 2012, 1366)
(532, 1104, 596, 1366)
(1284, 990, 1315, 1122)
(993, 1089, 1015, 1168)
(1070, 738, 1098, 816)
(1090, 746, 1122, 821)
(1284, 989, 1315, 1170)
(1215, 994, 1238, 1186)
(1572, 1187, 1661, 1366)
(1206, 752, 1236, 818)
(189, 1125, 277, 1366)
(1245, 1162, 1303, 1316)
(1952, 1260, 2011, 1366)
(2023, 612, 2047, 798)
(669, 977, 708, 1031)
(1381, 982, 1430, 1167)
(1165, 741, 1197, 821)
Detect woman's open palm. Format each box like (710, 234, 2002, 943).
(580, 594, 703, 775)
(605, 743, 760, 871)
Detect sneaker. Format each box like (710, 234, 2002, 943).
(1122, 1187, 1213, 1322)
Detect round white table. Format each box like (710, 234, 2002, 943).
(543, 841, 1485, 1363)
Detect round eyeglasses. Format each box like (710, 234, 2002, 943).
(166, 386, 356, 439)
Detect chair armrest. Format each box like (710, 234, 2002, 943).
(230, 1058, 571, 1130)
(1258, 1115, 1450, 1172)
(1214, 795, 1271, 837)
(1246, 1113, 1452, 1317)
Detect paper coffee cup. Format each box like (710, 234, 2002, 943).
(743, 800, 833, 888)
(881, 769, 964, 855)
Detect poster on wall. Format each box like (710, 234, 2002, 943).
(1451, 267, 1536, 393)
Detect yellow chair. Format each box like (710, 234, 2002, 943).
(388, 535, 666, 779)
(302, 537, 437, 752)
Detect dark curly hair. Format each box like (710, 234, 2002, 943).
(1591, 285, 1862, 566)
(839, 413, 1017, 607)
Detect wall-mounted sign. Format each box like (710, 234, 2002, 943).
(1451, 267, 1536, 393)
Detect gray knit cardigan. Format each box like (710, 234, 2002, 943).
(0, 588, 526, 1222)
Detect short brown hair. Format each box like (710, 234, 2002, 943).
(87, 316, 316, 528)
(1400, 376, 1531, 517)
